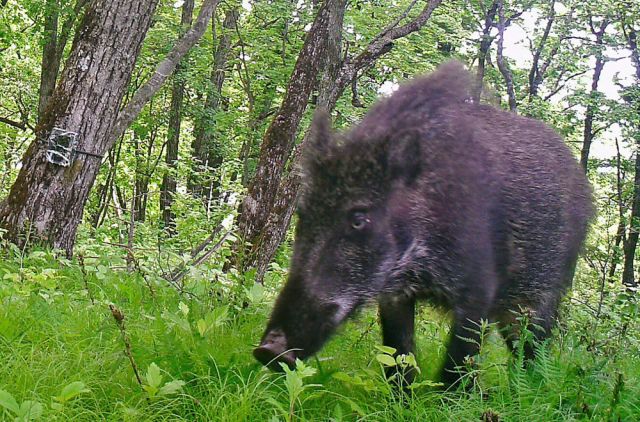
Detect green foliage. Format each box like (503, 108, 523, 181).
(0, 248, 639, 420)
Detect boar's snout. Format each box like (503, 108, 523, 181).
(253, 329, 297, 371)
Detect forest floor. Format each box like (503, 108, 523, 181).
(0, 246, 639, 421)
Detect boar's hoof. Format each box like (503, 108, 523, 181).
(253, 330, 297, 371)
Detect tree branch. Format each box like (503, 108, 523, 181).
(111, 0, 220, 142)
(0, 116, 26, 130)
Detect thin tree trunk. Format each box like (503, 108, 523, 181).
(189, 8, 239, 202)
(38, 0, 59, 121)
(623, 149, 640, 287)
(496, 0, 517, 112)
(609, 139, 627, 280)
(579, 18, 609, 173)
(160, 0, 195, 234)
(38, 0, 89, 123)
(527, 0, 555, 99)
(473, 1, 498, 103)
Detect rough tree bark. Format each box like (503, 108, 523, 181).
(0, 0, 160, 253)
(579, 17, 609, 173)
(235, 0, 341, 270)
(0, 0, 220, 255)
(37, 0, 88, 123)
(189, 7, 239, 203)
(242, 0, 443, 282)
(160, 0, 195, 234)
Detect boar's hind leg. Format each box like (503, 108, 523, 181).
(498, 294, 561, 363)
(378, 293, 416, 385)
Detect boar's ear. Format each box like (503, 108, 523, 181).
(388, 131, 422, 185)
(306, 108, 333, 159)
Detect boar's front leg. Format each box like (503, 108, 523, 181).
(378, 293, 416, 386)
(440, 288, 494, 389)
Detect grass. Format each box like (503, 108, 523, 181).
(0, 247, 639, 421)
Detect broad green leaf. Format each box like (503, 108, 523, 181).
(374, 345, 397, 355)
(332, 372, 354, 383)
(178, 302, 189, 316)
(376, 353, 397, 367)
(55, 381, 90, 403)
(158, 380, 185, 396)
(17, 400, 43, 420)
(145, 363, 162, 389)
(142, 385, 158, 398)
(0, 390, 19, 414)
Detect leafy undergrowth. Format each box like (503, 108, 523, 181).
(0, 248, 639, 421)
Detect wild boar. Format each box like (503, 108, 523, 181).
(253, 61, 593, 387)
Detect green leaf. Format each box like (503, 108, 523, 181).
(0, 390, 19, 414)
(178, 302, 189, 316)
(196, 319, 208, 337)
(376, 353, 397, 367)
(54, 381, 90, 403)
(343, 398, 366, 416)
(141, 385, 158, 398)
(158, 380, 185, 396)
(374, 345, 397, 355)
(145, 363, 163, 389)
(331, 372, 354, 383)
(244, 283, 265, 304)
(17, 400, 43, 420)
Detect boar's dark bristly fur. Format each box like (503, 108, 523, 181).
(254, 61, 593, 387)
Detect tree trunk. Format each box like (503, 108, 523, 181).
(621, 22, 640, 287)
(472, 1, 498, 103)
(0, 0, 220, 255)
(249, 0, 347, 282)
(235, 0, 339, 269)
(38, 0, 59, 122)
(622, 149, 640, 287)
(160, 0, 195, 233)
(496, 0, 517, 112)
(579, 18, 609, 173)
(38, 0, 89, 123)
(241, 0, 443, 282)
(0, 0, 160, 254)
(189, 7, 239, 202)
(608, 139, 627, 280)
(527, 0, 555, 99)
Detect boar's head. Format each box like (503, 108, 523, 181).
(253, 113, 430, 370)
(253, 62, 470, 370)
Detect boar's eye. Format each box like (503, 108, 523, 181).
(349, 210, 370, 231)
